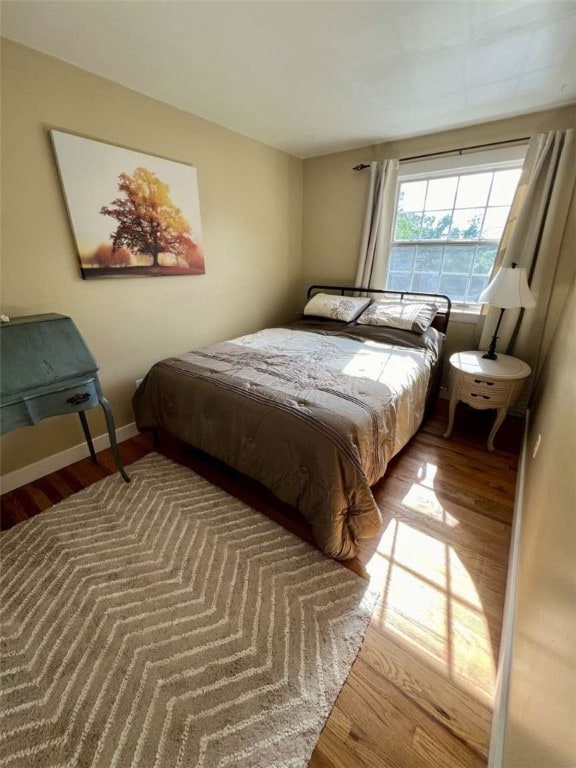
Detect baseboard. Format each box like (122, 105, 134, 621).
(0, 422, 140, 494)
(488, 408, 530, 767)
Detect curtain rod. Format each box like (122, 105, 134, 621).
(352, 136, 530, 171)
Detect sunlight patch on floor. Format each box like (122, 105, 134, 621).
(368, 460, 497, 704)
(402, 461, 459, 527)
(381, 560, 450, 666)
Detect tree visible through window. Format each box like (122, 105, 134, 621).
(388, 168, 522, 304)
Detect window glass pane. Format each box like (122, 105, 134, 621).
(467, 276, 490, 302)
(449, 208, 484, 239)
(389, 163, 522, 305)
(398, 181, 427, 212)
(420, 211, 452, 240)
(455, 172, 492, 208)
(424, 177, 457, 211)
(439, 274, 467, 302)
(482, 207, 509, 239)
(489, 169, 522, 206)
(442, 246, 474, 273)
(389, 245, 415, 272)
(411, 273, 439, 293)
(394, 211, 423, 240)
(387, 272, 412, 291)
(414, 245, 443, 272)
(473, 245, 497, 274)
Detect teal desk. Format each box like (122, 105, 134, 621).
(0, 314, 129, 482)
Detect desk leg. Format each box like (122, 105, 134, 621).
(99, 397, 130, 483)
(488, 407, 507, 453)
(78, 411, 97, 463)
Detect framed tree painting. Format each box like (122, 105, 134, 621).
(50, 130, 205, 278)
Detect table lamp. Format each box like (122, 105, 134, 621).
(478, 262, 536, 360)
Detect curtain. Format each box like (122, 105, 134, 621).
(479, 129, 576, 383)
(355, 159, 399, 290)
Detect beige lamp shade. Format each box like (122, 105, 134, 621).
(478, 266, 536, 309)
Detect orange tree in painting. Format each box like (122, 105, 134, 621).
(100, 167, 195, 266)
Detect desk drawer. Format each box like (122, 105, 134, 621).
(1, 401, 34, 433)
(25, 380, 99, 423)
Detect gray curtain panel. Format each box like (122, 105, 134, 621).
(355, 159, 399, 290)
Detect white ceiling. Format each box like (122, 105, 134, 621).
(2, 0, 575, 158)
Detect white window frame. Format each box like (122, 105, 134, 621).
(386, 145, 528, 318)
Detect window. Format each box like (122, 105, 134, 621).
(387, 164, 523, 305)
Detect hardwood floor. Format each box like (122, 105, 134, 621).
(0, 400, 523, 768)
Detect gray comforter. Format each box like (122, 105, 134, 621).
(133, 322, 442, 560)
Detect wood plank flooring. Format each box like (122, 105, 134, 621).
(0, 400, 523, 767)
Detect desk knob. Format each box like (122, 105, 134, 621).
(66, 392, 90, 405)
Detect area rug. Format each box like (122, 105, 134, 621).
(0, 453, 377, 768)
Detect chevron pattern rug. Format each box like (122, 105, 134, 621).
(0, 453, 376, 768)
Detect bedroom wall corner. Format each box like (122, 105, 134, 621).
(0, 38, 304, 477)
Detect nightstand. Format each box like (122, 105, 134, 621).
(444, 351, 531, 452)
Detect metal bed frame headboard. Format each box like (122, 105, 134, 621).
(306, 285, 452, 334)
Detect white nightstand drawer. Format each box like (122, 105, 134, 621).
(452, 373, 512, 407)
(468, 377, 507, 393)
(453, 372, 510, 397)
(459, 388, 509, 409)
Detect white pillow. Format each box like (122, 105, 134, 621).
(303, 293, 371, 323)
(356, 301, 438, 332)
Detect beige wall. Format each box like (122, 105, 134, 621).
(503, 272, 576, 767)
(0, 40, 303, 475)
(302, 105, 576, 375)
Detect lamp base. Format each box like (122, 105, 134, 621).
(482, 350, 498, 360)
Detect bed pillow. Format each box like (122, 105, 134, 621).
(303, 293, 371, 323)
(356, 300, 438, 332)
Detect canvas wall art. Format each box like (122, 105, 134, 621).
(50, 130, 205, 278)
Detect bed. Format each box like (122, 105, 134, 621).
(133, 286, 451, 560)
